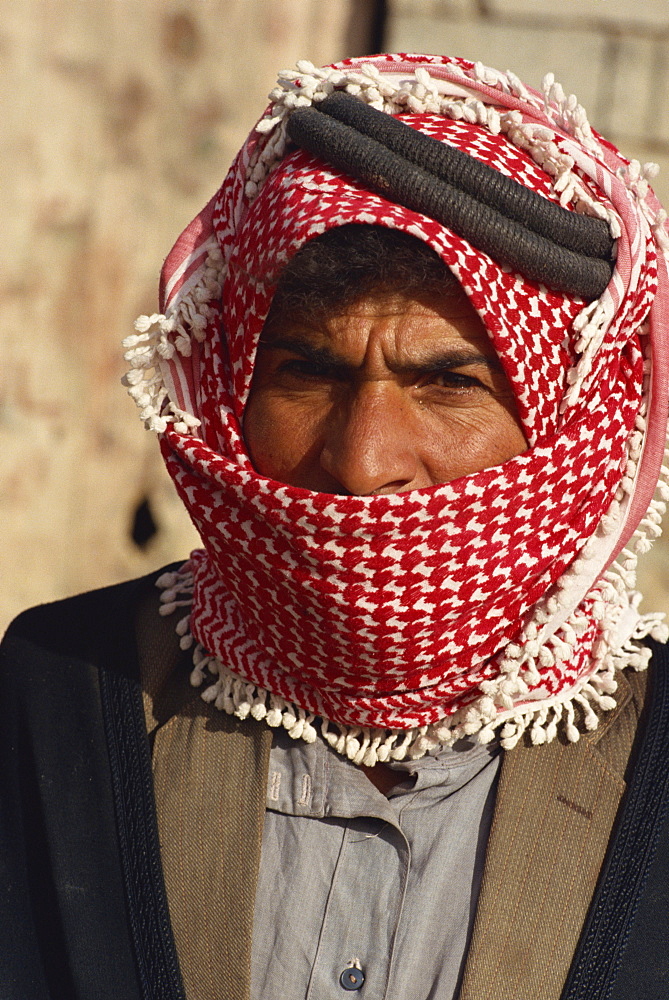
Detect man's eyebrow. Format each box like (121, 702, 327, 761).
(257, 335, 504, 374)
(258, 337, 345, 369)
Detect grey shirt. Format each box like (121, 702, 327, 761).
(251, 730, 500, 1000)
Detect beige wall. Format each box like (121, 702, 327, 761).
(2, 0, 668, 632)
(0, 0, 374, 632)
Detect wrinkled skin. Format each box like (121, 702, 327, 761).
(244, 288, 527, 496)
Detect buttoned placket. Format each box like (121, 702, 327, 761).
(306, 813, 411, 999)
(250, 730, 500, 1000)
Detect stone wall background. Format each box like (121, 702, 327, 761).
(1, 0, 667, 634)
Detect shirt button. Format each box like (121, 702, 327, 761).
(340, 967, 365, 991)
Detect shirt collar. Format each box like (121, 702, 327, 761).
(265, 727, 499, 823)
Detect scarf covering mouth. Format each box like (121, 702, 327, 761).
(125, 54, 669, 764)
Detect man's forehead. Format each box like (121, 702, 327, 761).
(260, 288, 501, 363)
(264, 284, 470, 324)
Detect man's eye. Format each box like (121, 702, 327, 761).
(419, 370, 481, 389)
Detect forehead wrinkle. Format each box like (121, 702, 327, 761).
(257, 336, 346, 369)
(257, 334, 503, 376)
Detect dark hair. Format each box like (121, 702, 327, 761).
(264, 224, 460, 326)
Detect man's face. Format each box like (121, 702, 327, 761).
(243, 287, 527, 495)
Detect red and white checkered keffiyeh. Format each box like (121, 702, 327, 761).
(125, 54, 669, 763)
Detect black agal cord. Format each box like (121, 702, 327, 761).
(286, 92, 615, 300)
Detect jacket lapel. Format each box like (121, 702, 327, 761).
(151, 705, 272, 1000)
(138, 580, 272, 1000)
(458, 676, 634, 1000)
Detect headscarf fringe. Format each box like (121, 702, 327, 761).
(156, 562, 664, 763)
(122, 247, 224, 433)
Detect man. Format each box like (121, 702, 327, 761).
(2, 53, 669, 1000)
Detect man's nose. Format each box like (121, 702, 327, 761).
(319, 384, 419, 496)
